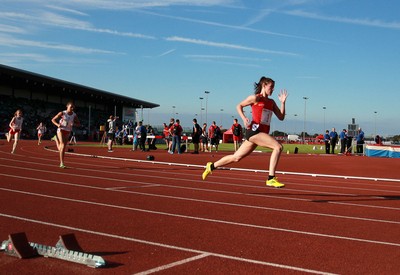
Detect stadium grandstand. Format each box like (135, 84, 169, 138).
(0, 64, 159, 141)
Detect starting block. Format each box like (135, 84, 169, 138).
(1, 232, 105, 268)
(0, 232, 38, 258)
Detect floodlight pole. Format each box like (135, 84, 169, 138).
(205, 91, 210, 125)
(199, 97, 204, 123)
(303, 97, 309, 143)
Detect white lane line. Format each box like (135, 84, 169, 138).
(1, 188, 399, 247)
(2, 156, 400, 196)
(0, 164, 400, 210)
(134, 253, 210, 275)
(12, 146, 400, 183)
(106, 184, 161, 190)
(0, 213, 337, 275)
(2, 172, 400, 226)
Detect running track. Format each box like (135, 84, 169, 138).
(0, 140, 399, 274)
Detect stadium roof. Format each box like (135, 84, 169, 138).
(0, 64, 159, 109)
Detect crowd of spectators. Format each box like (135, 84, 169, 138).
(1, 95, 222, 149)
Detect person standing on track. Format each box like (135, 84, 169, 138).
(202, 76, 288, 188)
(208, 121, 221, 153)
(329, 127, 338, 154)
(356, 127, 365, 154)
(6, 109, 24, 154)
(169, 119, 183, 154)
(51, 102, 80, 168)
(200, 123, 209, 152)
(231, 118, 243, 151)
(339, 129, 348, 154)
(324, 130, 331, 154)
(191, 118, 202, 154)
(106, 115, 117, 152)
(163, 122, 170, 150)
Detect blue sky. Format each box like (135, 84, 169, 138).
(1, 0, 399, 137)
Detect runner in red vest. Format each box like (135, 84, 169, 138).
(202, 76, 288, 188)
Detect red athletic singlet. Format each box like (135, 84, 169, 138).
(250, 95, 274, 134)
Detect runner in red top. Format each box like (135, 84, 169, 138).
(202, 76, 288, 188)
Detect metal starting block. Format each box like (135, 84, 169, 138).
(1, 232, 106, 268)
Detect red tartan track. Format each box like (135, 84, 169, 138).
(0, 140, 400, 274)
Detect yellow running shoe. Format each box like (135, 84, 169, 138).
(202, 162, 213, 180)
(266, 177, 285, 188)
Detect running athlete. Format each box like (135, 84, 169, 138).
(36, 122, 46, 145)
(6, 109, 24, 154)
(202, 76, 288, 188)
(51, 102, 80, 168)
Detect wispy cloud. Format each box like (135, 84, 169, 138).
(0, 34, 121, 54)
(0, 24, 26, 34)
(0, 53, 52, 63)
(0, 52, 108, 65)
(0, 11, 156, 39)
(45, 5, 89, 16)
(241, 9, 273, 28)
(158, 49, 176, 57)
(63, 0, 235, 10)
(141, 10, 327, 43)
(184, 54, 270, 67)
(166, 36, 300, 56)
(284, 10, 400, 30)
(185, 54, 271, 62)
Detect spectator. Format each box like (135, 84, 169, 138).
(231, 118, 243, 151)
(208, 121, 221, 152)
(169, 119, 183, 154)
(339, 129, 348, 154)
(132, 122, 140, 151)
(162, 122, 170, 150)
(168, 118, 175, 153)
(324, 130, 330, 154)
(191, 118, 202, 154)
(147, 125, 157, 150)
(200, 123, 209, 152)
(329, 127, 338, 154)
(375, 135, 382, 145)
(356, 127, 365, 154)
(137, 121, 147, 151)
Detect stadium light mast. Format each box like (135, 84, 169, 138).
(220, 108, 224, 127)
(204, 91, 210, 125)
(303, 97, 309, 143)
(323, 106, 326, 131)
(199, 97, 204, 123)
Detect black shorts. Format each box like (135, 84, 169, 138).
(210, 137, 219, 145)
(192, 135, 200, 143)
(245, 129, 260, 140)
(107, 132, 115, 140)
